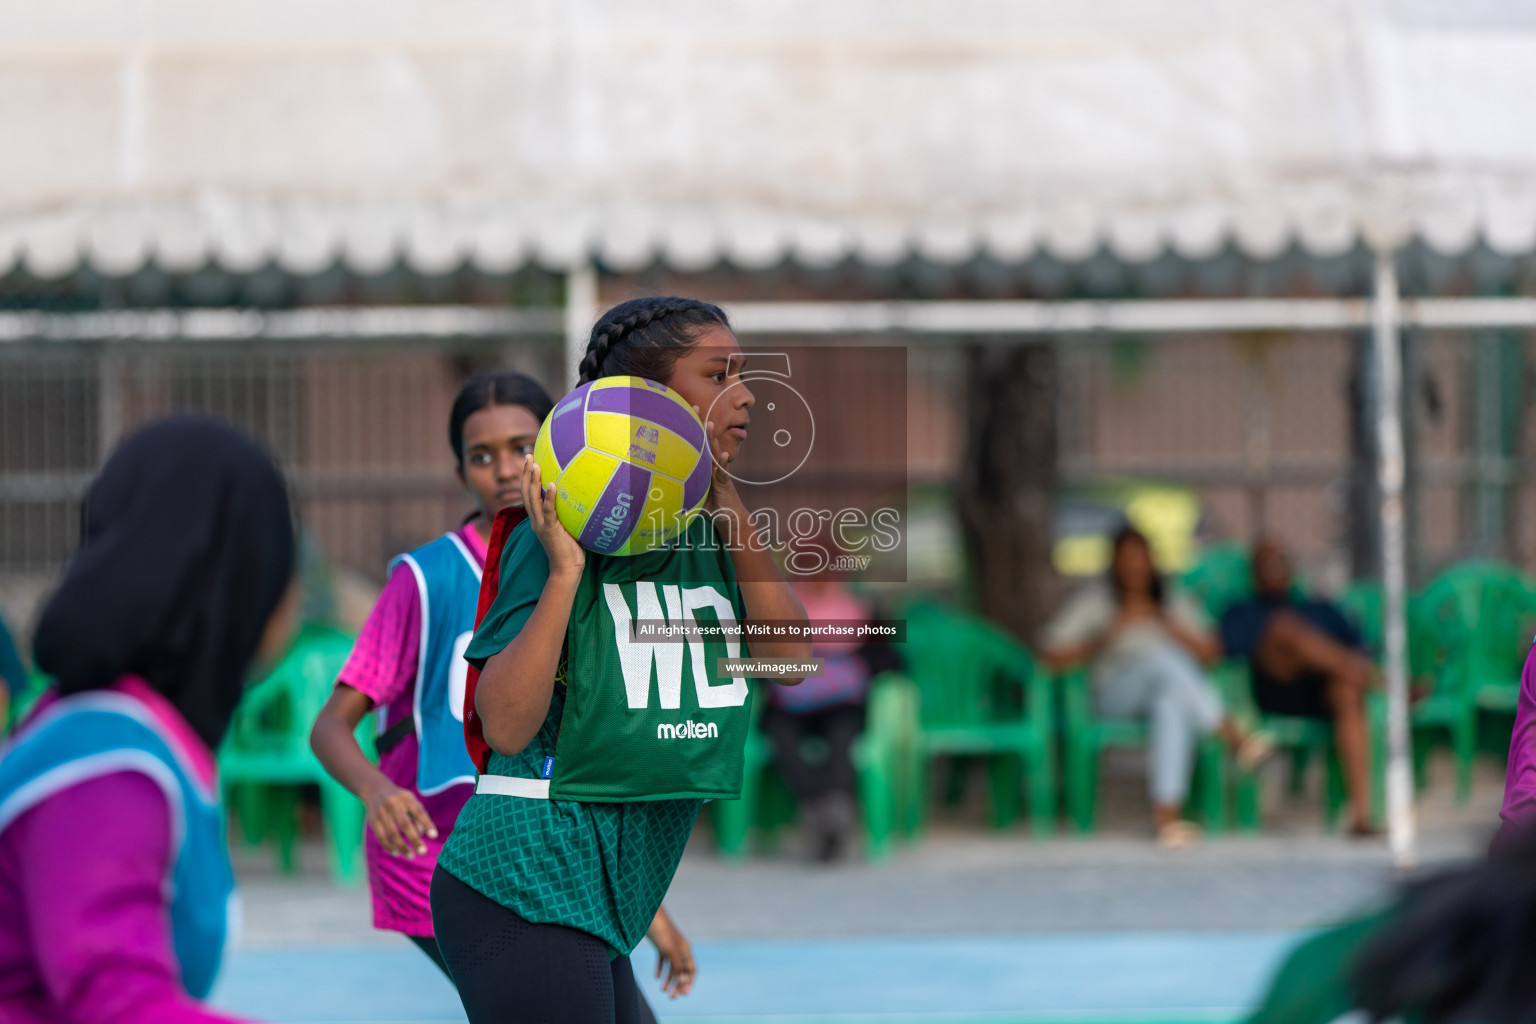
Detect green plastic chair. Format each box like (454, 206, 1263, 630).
(219, 623, 371, 883)
(1410, 561, 1536, 802)
(898, 606, 1056, 837)
(710, 672, 917, 860)
(1220, 660, 1387, 831)
(1181, 545, 1257, 622)
(1341, 577, 1469, 683)
(1059, 666, 1228, 833)
(3, 670, 52, 737)
(1337, 581, 1385, 656)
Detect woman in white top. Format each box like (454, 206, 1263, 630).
(1043, 527, 1270, 846)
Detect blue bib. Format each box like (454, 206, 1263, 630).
(390, 531, 482, 794)
(0, 689, 233, 999)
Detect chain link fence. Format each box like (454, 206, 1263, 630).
(1, 326, 1530, 642)
(0, 337, 561, 635)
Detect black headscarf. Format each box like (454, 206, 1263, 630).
(33, 415, 296, 750)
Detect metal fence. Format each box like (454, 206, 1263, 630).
(0, 336, 562, 631)
(1, 326, 1531, 637)
(918, 328, 1533, 591)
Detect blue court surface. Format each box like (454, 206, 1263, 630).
(210, 930, 1297, 1024)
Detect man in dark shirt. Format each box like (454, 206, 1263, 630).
(1220, 539, 1379, 837)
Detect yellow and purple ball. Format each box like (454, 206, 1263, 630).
(532, 376, 713, 556)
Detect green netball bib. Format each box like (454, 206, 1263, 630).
(471, 513, 754, 803)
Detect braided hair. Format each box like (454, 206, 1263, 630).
(577, 296, 731, 386)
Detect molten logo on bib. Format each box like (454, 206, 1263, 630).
(657, 721, 719, 740)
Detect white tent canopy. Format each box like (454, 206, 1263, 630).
(6, 0, 1536, 278)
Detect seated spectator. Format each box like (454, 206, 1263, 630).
(1249, 822, 1536, 1024)
(1220, 538, 1378, 837)
(1043, 526, 1271, 848)
(765, 576, 897, 863)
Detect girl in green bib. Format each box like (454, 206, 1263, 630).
(431, 297, 811, 1024)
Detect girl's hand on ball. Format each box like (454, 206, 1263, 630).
(521, 455, 584, 574)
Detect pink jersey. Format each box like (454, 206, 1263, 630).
(337, 520, 487, 938)
(1497, 644, 1536, 848)
(0, 680, 243, 1024)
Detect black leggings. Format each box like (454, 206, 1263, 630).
(409, 934, 451, 977)
(430, 866, 649, 1024)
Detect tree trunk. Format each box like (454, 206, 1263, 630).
(956, 340, 1061, 645)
